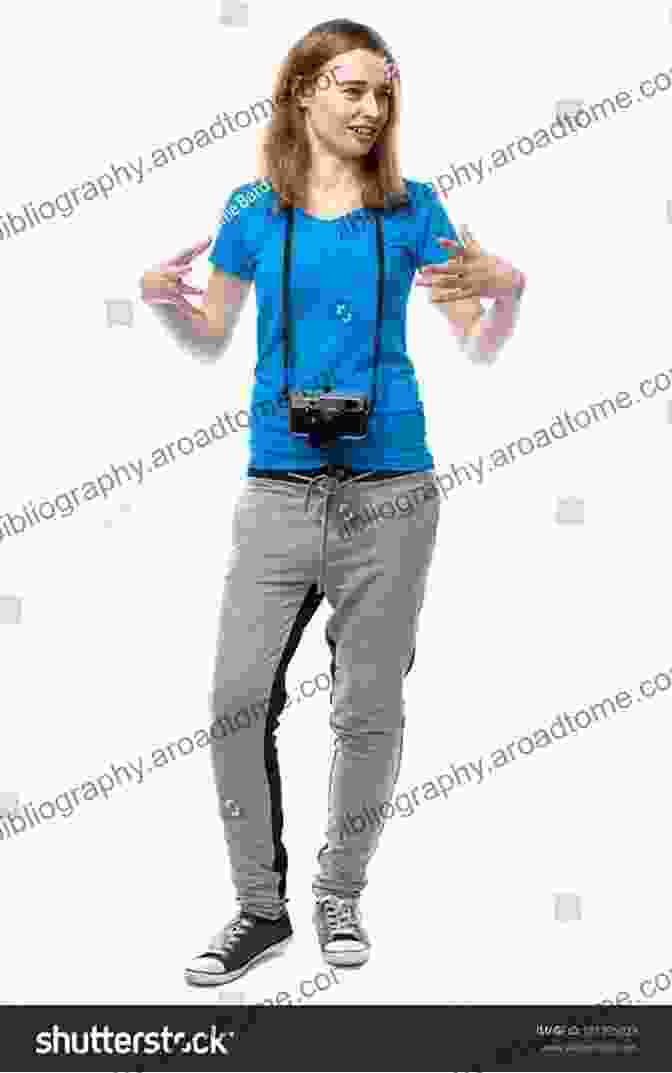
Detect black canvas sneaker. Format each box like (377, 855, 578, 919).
(185, 910, 293, 986)
(313, 895, 371, 966)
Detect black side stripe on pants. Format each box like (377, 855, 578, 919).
(264, 582, 324, 902)
(325, 629, 336, 704)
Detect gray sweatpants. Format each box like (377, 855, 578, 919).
(207, 468, 442, 919)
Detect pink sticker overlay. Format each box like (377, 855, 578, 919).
(330, 64, 358, 84)
(330, 60, 399, 87)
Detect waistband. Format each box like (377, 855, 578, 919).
(247, 466, 423, 485)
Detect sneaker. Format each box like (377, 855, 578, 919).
(185, 910, 293, 986)
(313, 894, 370, 966)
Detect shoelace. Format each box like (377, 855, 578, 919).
(322, 897, 360, 937)
(210, 915, 255, 953)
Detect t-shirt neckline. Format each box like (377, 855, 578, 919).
(294, 205, 371, 224)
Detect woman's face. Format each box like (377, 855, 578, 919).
(297, 48, 394, 162)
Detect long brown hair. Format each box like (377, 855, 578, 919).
(255, 19, 408, 214)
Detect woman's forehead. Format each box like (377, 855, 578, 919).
(326, 54, 390, 85)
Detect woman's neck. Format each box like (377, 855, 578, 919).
(302, 188, 364, 217)
(303, 167, 365, 215)
(306, 158, 366, 198)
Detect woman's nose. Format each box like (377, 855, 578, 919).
(359, 92, 381, 118)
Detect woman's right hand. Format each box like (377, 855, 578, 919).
(140, 237, 213, 324)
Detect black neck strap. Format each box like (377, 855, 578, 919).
(279, 206, 385, 414)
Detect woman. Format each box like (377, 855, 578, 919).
(140, 18, 526, 988)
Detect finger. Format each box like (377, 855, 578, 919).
(166, 250, 198, 268)
(433, 270, 485, 292)
(161, 269, 205, 292)
(173, 237, 212, 262)
(176, 283, 206, 296)
(416, 277, 466, 291)
(430, 287, 479, 302)
(166, 238, 213, 266)
(429, 277, 474, 296)
(415, 276, 464, 290)
(174, 295, 207, 319)
(430, 292, 476, 303)
(429, 287, 464, 300)
(144, 281, 194, 303)
(157, 265, 194, 281)
(141, 277, 180, 296)
(433, 277, 477, 294)
(169, 268, 198, 285)
(416, 276, 457, 289)
(418, 260, 465, 276)
(143, 294, 182, 307)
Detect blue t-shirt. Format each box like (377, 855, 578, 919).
(208, 178, 459, 471)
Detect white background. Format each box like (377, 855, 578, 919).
(0, 0, 670, 1016)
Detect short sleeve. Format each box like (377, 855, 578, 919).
(208, 185, 256, 280)
(415, 183, 460, 270)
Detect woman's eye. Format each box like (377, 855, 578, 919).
(343, 89, 392, 100)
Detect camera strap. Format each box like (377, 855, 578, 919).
(279, 206, 384, 414)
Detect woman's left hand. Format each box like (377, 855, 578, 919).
(416, 226, 521, 302)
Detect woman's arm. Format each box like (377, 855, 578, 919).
(202, 268, 253, 339)
(431, 264, 527, 365)
(145, 268, 253, 364)
(464, 270, 526, 364)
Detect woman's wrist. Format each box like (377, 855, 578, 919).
(461, 268, 525, 361)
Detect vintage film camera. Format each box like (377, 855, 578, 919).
(288, 390, 370, 448)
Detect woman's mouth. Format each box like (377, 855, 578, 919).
(349, 126, 377, 142)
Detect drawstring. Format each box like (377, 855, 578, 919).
(287, 468, 375, 594)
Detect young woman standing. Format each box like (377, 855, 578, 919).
(141, 18, 526, 987)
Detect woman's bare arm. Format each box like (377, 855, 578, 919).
(146, 269, 253, 364)
(430, 271, 526, 365)
(202, 268, 253, 339)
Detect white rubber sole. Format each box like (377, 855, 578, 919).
(184, 935, 292, 986)
(321, 946, 370, 967)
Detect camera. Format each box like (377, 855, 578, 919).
(288, 390, 370, 447)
